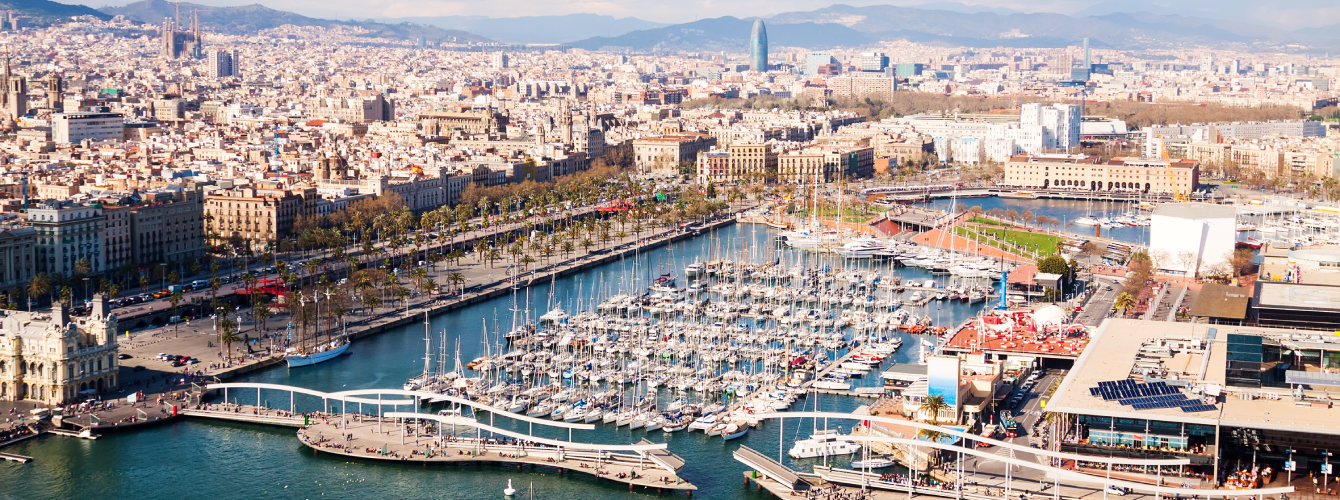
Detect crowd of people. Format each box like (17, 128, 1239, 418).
(0, 423, 37, 444)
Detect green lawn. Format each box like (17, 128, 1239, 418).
(966, 217, 1007, 226)
(956, 224, 1061, 256)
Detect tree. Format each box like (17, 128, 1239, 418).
(255, 304, 273, 333)
(1114, 292, 1136, 317)
(918, 394, 950, 423)
(27, 273, 50, 311)
(1036, 255, 1070, 276)
(169, 291, 183, 338)
(219, 317, 239, 363)
(1227, 248, 1256, 277)
(1176, 251, 1199, 278)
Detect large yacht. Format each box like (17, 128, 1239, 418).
(788, 430, 862, 459)
(837, 238, 889, 258)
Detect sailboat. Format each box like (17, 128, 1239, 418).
(287, 292, 352, 368)
(286, 337, 350, 367)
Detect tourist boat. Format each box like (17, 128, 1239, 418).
(286, 338, 351, 368)
(851, 458, 895, 469)
(788, 431, 861, 459)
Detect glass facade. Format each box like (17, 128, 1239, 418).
(749, 20, 768, 72)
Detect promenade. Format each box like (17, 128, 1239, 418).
(296, 417, 696, 492)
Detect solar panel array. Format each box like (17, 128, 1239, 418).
(1088, 379, 1218, 413)
(1089, 380, 1180, 401)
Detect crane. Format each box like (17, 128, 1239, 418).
(1157, 134, 1183, 201)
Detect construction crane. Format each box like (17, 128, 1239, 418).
(1157, 134, 1184, 201)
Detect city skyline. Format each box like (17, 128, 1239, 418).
(70, 0, 1340, 31)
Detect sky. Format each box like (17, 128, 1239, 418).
(82, 0, 1340, 29)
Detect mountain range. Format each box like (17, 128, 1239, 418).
(99, 0, 490, 43)
(2, 0, 106, 23)
(0, 0, 1319, 50)
(570, 4, 1311, 51)
(375, 14, 666, 45)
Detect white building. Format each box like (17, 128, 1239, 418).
(491, 52, 508, 70)
(950, 137, 983, 165)
(1149, 203, 1236, 276)
(51, 112, 123, 144)
(1020, 103, 1080, 153)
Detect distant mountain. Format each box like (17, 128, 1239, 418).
(101, 0, 491, 43)
(567, 4, 1315, 52)
(568, 16, 872, 52)
(380, 14, 666, 44)
(1, 0, 108, 24)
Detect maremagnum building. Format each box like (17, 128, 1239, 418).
(1046, 318, 1340, 486)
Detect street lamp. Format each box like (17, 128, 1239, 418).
(82, 277, 89, 305)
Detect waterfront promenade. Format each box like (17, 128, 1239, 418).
(296, 416, 695, 492)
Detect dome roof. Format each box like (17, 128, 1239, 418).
(1032, 305, 1066, 326)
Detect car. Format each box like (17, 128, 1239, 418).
(187, 358, 199, 364)
(131, 366, 146, 372)
(170, 360, 184, 367)
(1105, 486, 1129, 496)
(117, 353, 132, 360)
(1104, 284, 1113, 291)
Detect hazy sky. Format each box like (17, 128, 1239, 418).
(83, 0, 1340, 28)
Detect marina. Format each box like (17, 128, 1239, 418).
(0, 194, 1270, 500)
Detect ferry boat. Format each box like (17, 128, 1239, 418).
(286, 338, 351, 368)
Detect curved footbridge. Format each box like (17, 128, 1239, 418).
(185, 383, 695, 493)
(737, 412, 1293, 500)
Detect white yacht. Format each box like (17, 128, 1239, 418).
(837, 238, 888, 258)
(788, 431, 862, 459)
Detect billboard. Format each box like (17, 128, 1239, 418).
(926, 355, 961, 420)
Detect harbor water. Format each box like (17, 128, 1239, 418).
(917, 196, 1152, 245)
(0, 223, 995, 500)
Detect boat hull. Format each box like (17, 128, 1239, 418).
(287, 341, 351, 368)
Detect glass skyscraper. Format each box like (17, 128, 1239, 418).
(749, 19, 768, 72)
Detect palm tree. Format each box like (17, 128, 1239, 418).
(1114, 292, 1136, 317)
(918, 394, 950, 423)
(169, 291, 183, 338)
(362, 294, 381, 318)
(255, 304, 273, 333)
(448, 272, 465, 294)
(219, 317, 239, 363)
(27, 273, 50, 311)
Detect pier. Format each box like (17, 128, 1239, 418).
(180, 382, 698, 492)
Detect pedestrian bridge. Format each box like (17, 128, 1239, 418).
(742, 411, 1293, 499)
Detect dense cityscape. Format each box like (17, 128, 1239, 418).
(0, 2, 1338, 499)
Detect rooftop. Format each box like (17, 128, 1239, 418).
(1152, 202, 1236, 220)
(1047, 319, 1340, 436)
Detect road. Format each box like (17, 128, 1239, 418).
(1074, 276, 1119, 327)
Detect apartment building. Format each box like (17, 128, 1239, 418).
(27, 203, 105, 277)
(204, 187, 316, 249)
(632, 133, 716, 174)
(727, 143, 778, 183)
